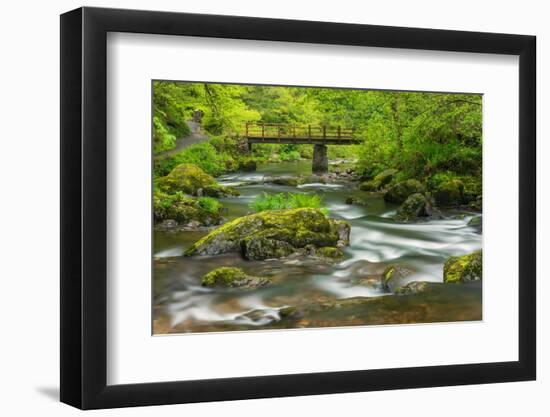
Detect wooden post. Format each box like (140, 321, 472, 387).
(323, 125, 326, 140)
(338, 125, 341, 140)
(278, 124, 281, 142)
(245, 122, 249, 137)
(308, 125, 311, 142)
(261, 123, 265, 140)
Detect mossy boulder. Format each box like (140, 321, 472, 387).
(158, 163, 215, 194)
(468, 216, 482, 233)
(201, 267, 270, 289)
(200, 185, 239, 198)
(384, 179, 426, 204)
(359, 169, 398, 191)
(153, 190, 223, 226)
(158, 163, 238, 197)
(395, 193, 434, 221)
(382, 265, 414, 291)
(359, 179, 382, 191)
(374, 169, 398, 187)
(433, 179, 464, 207)
(316, 246, 345, 261)
(238, 159, 257, 172)
(444, 250, 482, 283)
(185, 208, 350, 260)
(359, 169, 397, 192)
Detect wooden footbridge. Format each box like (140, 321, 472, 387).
(244, 122, 359, 173)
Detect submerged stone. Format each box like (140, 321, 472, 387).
(443, 250, 482, 283)
(382, 265, 415, 291)
(267, 176, 302, 187)
(394, 281, 439, 295)
(201, 267, 270, 289)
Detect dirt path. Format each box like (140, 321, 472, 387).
(155, 121, 209, 158)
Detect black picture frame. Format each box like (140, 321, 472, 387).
(60, 6, 536, 410)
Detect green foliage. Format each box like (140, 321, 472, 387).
(249, 192, 327, 213)
(280, 150, 301, 161)
(198, 197, 222, 214)
(153, 81, 195, 153)
(154, 142, 233, 177)
(153, 81, 482, 190)
(153, 189, 223, 225)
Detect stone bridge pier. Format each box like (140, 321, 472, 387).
(312, 144, 328, 174)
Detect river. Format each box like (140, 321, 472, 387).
(153, 160, 482, 334)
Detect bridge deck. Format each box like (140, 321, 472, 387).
(244, 123, 359, 145)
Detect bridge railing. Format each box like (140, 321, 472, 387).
(244, 122, 355, 141)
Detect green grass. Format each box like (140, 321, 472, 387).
(249, 192, 327, 214)
(198, 197, 222, 214)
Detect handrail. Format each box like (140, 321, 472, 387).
(244, 122, 355, 141)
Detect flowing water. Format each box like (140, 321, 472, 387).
(153, 161, 482, 334)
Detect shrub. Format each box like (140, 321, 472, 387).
(279, 150, 301, 161)
(198, 197, 222, 214)
(249, 192, 327, 213)
(154, 142, 233, 178)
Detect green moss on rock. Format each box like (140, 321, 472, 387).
(382, 265, 414, 291)
(443, 250, 482, 283)
(359, 169, 398, 192)
(238, 159, 257, 172)
(359, 179, 382, 191)
(158, 163, 238, 197)
(433, 179, 464, 207)
(185, 208, 350, 260)
(153, 190, 223, 226)
(395, 193, 434, 221)
(201, 267, 270, 289)
(374, 169, 398, 187)
(384, 179, 425, 204)
(316, 246, 344, 260)
(158, 163, 216, 194)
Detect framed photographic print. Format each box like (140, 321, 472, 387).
(60, 6, 536, 409)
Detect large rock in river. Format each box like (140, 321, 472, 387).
(158, 163, 238, 197)
(395, 193, 435, 221)
(444, 250, 482, 283)
(433, 179, 464, 207)
(359, 168, 398, 192)
(153, 190, 223, 227)
(185, 208, 351, 260)
(201, 267, 270, 289)
(384, 179, 425, 204)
